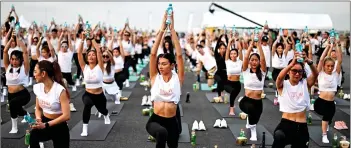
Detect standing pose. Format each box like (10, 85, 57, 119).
(272, 53, 318, 148)
(146, 11, 184, 148)
(224, 37, 243, 115)
(35, 34, 56, 62)
(30, 61, 70, 148)
(271, 36, 288, 100)
(239, 35, 267, 141)
(3, 36, 30, 133)
(195, 44, 217, 87)
(102, 49, 120, 104)
(213, 35, 228, 102)
(314, 42, 342, 143)
(77, 31, 110, 137)
(121, 24, 135, 88)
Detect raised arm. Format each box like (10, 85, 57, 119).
(169, 12, 184, 85)
(118, 31, 125, 60)
(335, 41, 342, 74)
(77, 32, 87, 71)
(242, 40, 253, 71)
(150, 12, 167, 83)
(91, 39, 104, 72)
(257, 34, 267, 72)
(225, 38, 233, 61)
(272, 36, 280, 56)
(276, 55, 297, 90)
(3, 38, 13, 70)
(237, 38, 243, 61)
(67, 30, 73, 52)
(306, 58, 318, 88)
(45, 33, 56, 59)
(317, 44, 330, 72)
(17, 36, 29, 75)
(36, 36, 43, 58)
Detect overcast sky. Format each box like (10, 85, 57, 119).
(1, 2, 350, 31)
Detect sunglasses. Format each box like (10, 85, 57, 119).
(102, 55, 109, 58)
(290, 69, 304, 75)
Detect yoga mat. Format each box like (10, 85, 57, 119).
(334, 98, 350, 106)
(91, 102, 124, 116)
(228, 124, 274, 146)
(308, 125, 345, 147)
(201, 83, 217, 91)
(212, 103, 243, 118)
(339, 108, 350, 115)
(70, 120, 116, 141)
(179, 104, 184, 117)
(129, 76, 140, 82)
(124, 82, 136, 89)
(1, 118, 28, 139)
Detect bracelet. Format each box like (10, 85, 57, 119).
(160, 29, 165, 33)
(307, 60, 313, 65)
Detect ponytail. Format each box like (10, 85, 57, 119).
(52, 61, 70, 99)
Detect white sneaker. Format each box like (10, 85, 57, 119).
(322, 134, 329, 143)
(141, 95, 147, 106)
(29, 78, 33, 86)
(70, 103, 77, 112)
(115, 94, 121, 104)
(81, 124, 88, 136)
(21, 118, 27, 123)
(310, 104, 314, 110)
(98, 113, 102, 118)
(198, 120, 206, 131)
(343, 94, 349, 100)
(220, 119, 227, 128)
(75, 79, 80, 86)
(213, 119, 221, 128)
(192, 120, 199, 131)
(0, 94, 4, 102)
(9, 118, 18, 134)
(125, 80, 130, 88)
(104, 114, 111, 124)
(146, 96, 152, 106)
(72, 86, 77, 92)
(39, 142, 44, 148)
(249, 125, 257, 141)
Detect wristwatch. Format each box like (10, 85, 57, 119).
(45, 122, 50, 129)
(307, 60, 313, 65)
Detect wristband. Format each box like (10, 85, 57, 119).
(45, 122, 50, 129)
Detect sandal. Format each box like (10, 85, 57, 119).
(334, 121, 342, 130)
(341, 121, 348, 129)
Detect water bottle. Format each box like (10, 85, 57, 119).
(279, 28, 283, 36)
(24, 113, 36, 125)
(304, 26, 308, 34)
(186, 92, 190, 103)
(232, 25, 236, 36)
(191, 130, 196, 146)
(332, 133, 338, 148)
(336, 32, 339, 41)
(239, 129, 246, 137)
(259, 132, 266, 148)
(43, 25, 47, 34)
(11, 4, 15, 10)
(307, 113, 312, 125)
(114, 27, 117, 33)
(254, 26, 259, 41)
(166, 4, 173, 25)
(223, 25, 227, 34)
(85, 22, 91, 38)
(330, 28, 335, 44)
(101, 37, 106, 46)
(52, 17, 55, 23)
(25, 130, 30, 145)
(126, 18, 129, 24)
(15, 23, 20, 36)
(295, 40, 304, 63)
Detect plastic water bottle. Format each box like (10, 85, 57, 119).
(254, 27, 259, 41)
(25, 130, 30, 145)
(232, 25, 236, 36)
(336, 32, 340, 40)
(11, 4, 15, 10)
(166, 4, 173, 25)
(101, 37, 105, 46)
(24, 113, 36, 125)
(279, 28, 283, 36)
(295, 40, 304, 63)
(15, 23, 20, 35)
(304, 26, 308, 34)
(43, 25, 47, 34)
(114, 27, 117, 33)
(126, 18, 129, 24)
(85, 22, 91, 38)
(239, 129, 246, 137)
(52, 17, 55, 22)
(332, 133, 338, 148)
(330, 28, 335, 44)
(191, 130, 196, 146)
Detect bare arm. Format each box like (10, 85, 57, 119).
(18, 37, 29, 75)
(238, 39, 243, 61)
(335, 43, 342, 74)
(3, 38, 12, 70)
(257, 35, 267, 72)
(225, 38, 233, 61)
(35, 98, 43, 120)
(77, 34, 86, 71)
(317, 44, 330, 72)
(242, 41, 253, 71)
(91, 39, 104, 72)
(47, 90, 70, 127)
(169, 12, 184, 85)
(36, 37, 43, 58)
(306, 59, 318, 88)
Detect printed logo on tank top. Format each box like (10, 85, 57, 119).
(39, 99, 51, 109)
(322, 74, 335, 88)
(7, 72, 19, 79)
(159, 83, 173, 96)
(87, 72, 97, 81)
(288, 91, 304, 100)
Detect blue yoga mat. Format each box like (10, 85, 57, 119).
(201, 83, 217, 91)
(129, 76, 140, 81)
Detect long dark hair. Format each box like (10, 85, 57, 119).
(37, 61, 70, 99)
(249, 53, 263, 81)
(104, 50, 113, 75)
(156, 53, 176, 74)
(230, 48, 239, 61)
(162, 36, 174, 57)
(85, 49, 97, 65)
(275, 43, 284, 58)
(9, 50, 24, 73)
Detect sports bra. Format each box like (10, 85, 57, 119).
(150, 71, 181, 104)
(113, 56, 124, 70)
(83, 65, 103, 89)
(34, 82, 65, 114)
(242, 68, 266, 90)
(278, 79, 310, 113)
(6, 65, 28, 86)
(103, 63, 115, 81)
(225, 59, 242, 76)
(318, 71, 339, 92)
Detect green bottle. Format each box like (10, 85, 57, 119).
(239, 129, 246, 137)
(307, 113, 312, 125)
(149, 107, 154, 116)
(6, 100, 10, 112)
(25, 130, 30, 145)
(332, 133, 338, 148)
(191, 130, 196, 146)
(193, 83, 198, 92)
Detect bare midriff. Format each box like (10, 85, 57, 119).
(8, 85, 25, 94)
(319, 91, 336, 101)
(86, 88, 103, 95)
(153, 101, 177, 118)
(282, 111, 307, 123)
(43, 113, 62, 120)
(244, 89, 262, 100)
(228, 75, 240, 81)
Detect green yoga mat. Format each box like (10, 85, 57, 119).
(129, 76, 140, 81)
(201, 83, 217, 91)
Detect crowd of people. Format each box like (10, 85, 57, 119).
(1, 5, 350, 148)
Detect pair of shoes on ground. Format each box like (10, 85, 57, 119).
(192, 120, 206, 131)
(141, 95, 152, 106)
(334, 121, 348, 130)
(211, 97, 223, 103)
(343, 94, 351, 100)
(28, 142, 44, 148)
(213, 119, 227, 128)
(70, 103, 77, 112)
(140, 81, 150, 87)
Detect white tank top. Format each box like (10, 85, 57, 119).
(122, 40, 134, 55)
(113, 56, 124, 70)
(38, 56, 55, 62)
(103, 63, 115, 81)
(83, 65, 103, 89)
(272, 54, 287, 69)
(6, 65, 28, 86)
(135, 44, 142, 54)
(30, 45, 37, 56)
(318, 71, 339, 92)
(285, 50, 294, 64)
(197, 52, 217, 71)
(242, 68, 266, 90)
(225, 59, 242, 76)
(150, 71, 181, 104)
(34, 82, 65, 114)
(57, 50, 73, 73)
(262, 45, 271, 67)
(278, 79, 310, 113)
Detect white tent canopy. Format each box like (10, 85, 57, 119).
(201, 11, 333, 30)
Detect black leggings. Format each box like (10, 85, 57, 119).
(272, 118, 309, 148)
(82, 91, 108, 124)
(123, 56, 134, 79)
(239, 96, 263, 125)
(224, 81, 241, 107)
(214, 73, 227, 96)
(114, 71, 126, 90)
(1, 67, 5, 87)
(73, 53, 82, 78)
(146, 113, 180, 148)
(135, 53, 143, 64)
(314, 97, 335, 125)
(8, 88, 30, 118)
(30, 116, 70, 148)
(29, 59, 38, 77)
(62, 72, 74, 86)
(176, 104, 182, 134)
(272, 68, 282, 82)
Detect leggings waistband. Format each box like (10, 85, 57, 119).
(8, 88, 29, 96)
